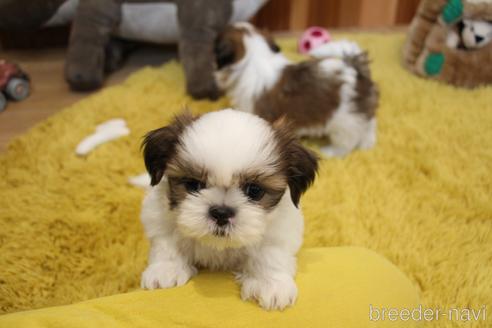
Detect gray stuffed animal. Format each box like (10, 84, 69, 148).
(0, 0, 267, 99)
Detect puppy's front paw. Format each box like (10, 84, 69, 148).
(241, 275, 298, 310)
(141, 261, 196, 290)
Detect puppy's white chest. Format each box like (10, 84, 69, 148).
(186, 241, 247, 271)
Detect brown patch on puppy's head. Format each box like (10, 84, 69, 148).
(142, 113, 195, 186)
(214, 25, 248, 70)
(214, 24, 281, 71)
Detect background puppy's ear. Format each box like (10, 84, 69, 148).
(261, 29, 281, 53)
(142, 113, 193, 186)
(214, 34, 236, 69)
(285, 142, 318, 207)
(267, 37, 281, 53)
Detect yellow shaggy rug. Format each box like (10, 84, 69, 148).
(0, 33, 491, 327)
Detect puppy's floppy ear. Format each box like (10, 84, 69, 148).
(142, 113, 194, 186)
(274, 119, 318, 207)
(262, 30, 281, 53)
(267, 37, 281, 53)
(214, 34, 236, 70)
(285, 141, 318, 207)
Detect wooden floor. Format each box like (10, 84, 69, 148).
(0, 45, 175, 152)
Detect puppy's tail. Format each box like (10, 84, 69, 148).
(344, 51, 373, 81)
(310, 40, 372, 79)
(345, 51, 379, 119)
(309, 39, 362, 58)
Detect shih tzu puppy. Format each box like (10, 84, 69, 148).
(214, 22, 379, 157)
(140, 109, 318, 310)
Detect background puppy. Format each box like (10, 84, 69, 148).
(140, 109, 318, 310)
(214, 22, 379, 157)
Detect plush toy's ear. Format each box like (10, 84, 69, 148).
(457, 20, 465, 32)
(142, 113, 194, 186)
(214, 35, 236, 69)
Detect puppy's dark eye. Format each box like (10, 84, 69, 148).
(183, 178, 205, 193)
(243, 183, 265, 201)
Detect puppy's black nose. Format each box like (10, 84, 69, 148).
(209, 205, 235, 226)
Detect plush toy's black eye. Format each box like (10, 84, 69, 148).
(183, 178, 205, 193)
(243, 183, 265, 201)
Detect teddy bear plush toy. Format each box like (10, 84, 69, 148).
(0, 0, 267, 100)
(403, 0, 492, 88)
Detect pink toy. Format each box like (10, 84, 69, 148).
(298, 26, 332, 54)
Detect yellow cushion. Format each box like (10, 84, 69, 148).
(0, 247, 419, 328)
